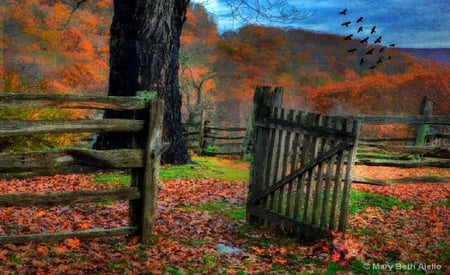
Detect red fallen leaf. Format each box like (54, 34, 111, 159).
(273, 256, 287, 265)
(429, 214, 439, 222)
(330, 243, 348, 262)
(250, 246, 265, 254)
(64, 237, 80, 249)
(36, 245, 49, 256)
(0, 250, 8, 261)
(36, 210, 46, 218)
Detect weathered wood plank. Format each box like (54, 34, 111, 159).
(247, 205, 330, 240)
(0, 187, 140, 207)
(303, 114, 322, 223)
(0, 92, 148, 110)
(204, 134, 246, 140)
(354, 115, 450, 125)
(338, 120, 361, 232)
(205, 126, 247, 131)
(0, 227, 138, 244)
(358, 144, 450, 158)
(356, 158, 450, 168)
(141, 99, 165, 244)
(255, 118, 356, 143)
(0, 149, 144, 171)
(0, 119, 144, 137)
(353, 176, 450, 185)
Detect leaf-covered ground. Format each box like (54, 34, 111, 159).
(0, 164, 448, 274)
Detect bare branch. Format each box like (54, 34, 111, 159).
(62, 0, 88, 27)
(224, 0, 309, 25)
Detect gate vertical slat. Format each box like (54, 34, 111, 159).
(302, 114, 322, 223)
(338, 119, 361, 232)
(293, 112, 308, 220)
(288, 111, 303, 218)
(276, 109, 289, 214)
(278, 110, 294, 215)
(268, 108, 283, 213)
(329, 118, 347, 230)
(320, 117, 339, 227)
(312, 116, 330, 226)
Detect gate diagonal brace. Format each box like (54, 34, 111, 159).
(252, 143, 352, 205)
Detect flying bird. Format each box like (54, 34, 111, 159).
(389, 43, 396, 48)
(360, 36, 369, 43)
(357, 26, 364, 33)
(377, 57, 383, 64)
(345, 34, 353, 40)
(341, 21, 351, 27)
(347, 48, 357, 53)
(374, 36, 382, 44)
(339, 9, 347, 15)
(360, 57, 365, 65)
(370, 26, 376, 34)
(366, 48, 374, 55)
(379, 47, 385, 53)
(356, 17, 363, 23)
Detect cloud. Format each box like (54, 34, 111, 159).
(191, 0, 450, 48)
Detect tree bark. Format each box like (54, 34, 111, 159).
(95, 0, 190, 164)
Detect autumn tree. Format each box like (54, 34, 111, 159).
(179, 4, 220, 124)
(93, 0, 191, 164)
(94, 0, 306, 164)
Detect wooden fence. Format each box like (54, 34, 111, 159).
(246, 86, 450, 239)
(182, 111, 246, 156)
(184, 97, 449, 169)
(247, 87, 360, 239)
(355, 115, 449, 167)
(0, 92, 168, 244)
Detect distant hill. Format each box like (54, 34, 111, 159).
(399, 48, 450, 66)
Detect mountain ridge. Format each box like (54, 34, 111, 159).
(399, 48, 450, 66)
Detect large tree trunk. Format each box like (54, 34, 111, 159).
(95, 0, 190, 164)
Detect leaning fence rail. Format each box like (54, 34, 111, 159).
(0, 92, 167, 244)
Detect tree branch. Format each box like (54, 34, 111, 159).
(224, 0, 309, 25)
(62, 0, 88, 27)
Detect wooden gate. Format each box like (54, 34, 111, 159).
(247, 87, 361, 239)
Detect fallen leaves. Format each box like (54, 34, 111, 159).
(0, 165, 448, 273)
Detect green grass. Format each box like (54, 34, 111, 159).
(182, 201, 246, 221)
(94, 172, 131, 186)
(349, 189, 413, 215)
(92, 156, 249, 184)
(160, 156, 249, 181)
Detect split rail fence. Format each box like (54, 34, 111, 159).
(0, 92, 167, 244)
(182, 111, 246, 156)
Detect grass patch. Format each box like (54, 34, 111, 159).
(160, 156, 249, 181)
(94, 171, 131, 186)
(92, 156, 249, 184)
(182, 201, 246, 221)
(349, 189, 413, 215)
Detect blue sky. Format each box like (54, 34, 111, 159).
(192, 0, 450, 48)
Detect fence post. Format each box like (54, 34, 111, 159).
(243, 86, 283, 155)
(415, 95, 433, 146)
(130, 92, 166, 244)
(247, 86, 283, 216)
(198, 110, 206, 155)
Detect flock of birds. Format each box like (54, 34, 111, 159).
(339, 8, 395, 70)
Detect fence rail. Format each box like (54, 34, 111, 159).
(0, 92, 167, 244)
(184, 96, 449, 166)
(182, 111, 247, 156)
